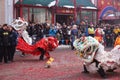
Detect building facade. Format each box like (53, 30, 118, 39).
(0, 0, 15, 25)
(14, 0, 97, 25)
(97, 0, 120, 24)
(0, 0, 97, 25)
(0, 0, 6, 25)
(2, 0, 120, 25)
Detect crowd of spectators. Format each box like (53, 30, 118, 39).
(26, 21, 120, 48)
(0, 21, 120, 64)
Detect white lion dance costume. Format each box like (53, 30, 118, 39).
(11, 17, 58, 60)
(73, 36, 120, 78)
(11, 17, 32, 45)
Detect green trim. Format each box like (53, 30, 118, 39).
(16, 0, 96, 7)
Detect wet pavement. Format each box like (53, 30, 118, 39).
(0, 45, 120, 80)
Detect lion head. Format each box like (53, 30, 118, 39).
(11, 17, 28, 31)
(47, 37, 59, 51)
(73, 36, 99, 63)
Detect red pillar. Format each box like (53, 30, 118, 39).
(19, 0, 23, 18)
(45, 9, 48, 20)
(28, 8, 30, 21)
(52, 8, 55, 24)
(73, 0, 77, 22)
(56, 0, 59, 6)
(16, 7, 18, 18)
(51, 0, 59, 24)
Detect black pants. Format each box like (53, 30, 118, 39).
(0, 47, 9, 63)
(0, 47, 2, 62)
(89, 34, 94, 37)
(37, 47, 45, 60)
(106, 37, 113, 47)
(71, 42, 74, 50)
(8, 45, 16, 61)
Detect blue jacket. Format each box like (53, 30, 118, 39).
(49, 29, 57, 37)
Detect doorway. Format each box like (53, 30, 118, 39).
(56, 14, 73, 25)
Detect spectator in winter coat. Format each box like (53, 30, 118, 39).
(114, 32, 120, 47)
(0, 24, 12, 63)
(49, 24, 57, 37)
(43, 23, 50, 37)
(8, 25, 18, 62)
(70, 25, 78, 50)
(88, 24, 95, 37)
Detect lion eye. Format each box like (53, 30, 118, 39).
(18, 21, 22, 25)
(86, 47, 91, 52)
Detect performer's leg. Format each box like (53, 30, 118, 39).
(106, 67, 117, 72)
(45, 52, 50, 59)
(82, 59, 99, 74)
(22, 52, 25, 56)
(38, 48, 45, 60)
(97, 66, 106, 78)
(20, 52, 25, 57)
(82, 59, 98, 74)
(93, 59, 99, 67)
(93, 59, 106, 78)
(82, 64, 89, 73)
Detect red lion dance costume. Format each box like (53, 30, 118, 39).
(11, 17, 58, 60)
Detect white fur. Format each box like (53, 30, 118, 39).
(11, 17, 32, 45)
(74, 36, 120, 71)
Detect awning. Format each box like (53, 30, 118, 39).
(100, 6, 118, 20)
(16, 0, 54, 6)
(16, 0, 97, 9)
(102, 14, 119, 20)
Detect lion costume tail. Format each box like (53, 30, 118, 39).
(16, 37, 40, 55)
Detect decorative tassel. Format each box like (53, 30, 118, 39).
(45, 57, 54, 68)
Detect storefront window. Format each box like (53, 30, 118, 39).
(23, 8, 47, 23)
(33, 8, 46, 23)
(80, 10, 97, 24)
(23, 8, 28, 21)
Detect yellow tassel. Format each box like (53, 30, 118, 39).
(45, 57, 54, 68)
(80, 53, 83, 57)
(46, 57, 54, 64)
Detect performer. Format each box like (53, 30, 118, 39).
(16, 36, 58, 60)
(73, 36, 120, 78)
(11, 17, 58, 60)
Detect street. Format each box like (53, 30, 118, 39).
(0, 45, 120, 80)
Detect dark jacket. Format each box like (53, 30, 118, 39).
(9, 30, 18, 46)
(0, 29, 11, 46)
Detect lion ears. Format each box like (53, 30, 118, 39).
(11, 17, 28, 31)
